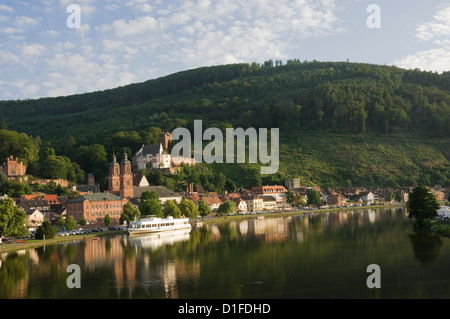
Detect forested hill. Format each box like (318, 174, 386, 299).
(1, 60, 450, 188)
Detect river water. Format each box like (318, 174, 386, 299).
(1, 207, 449, 299)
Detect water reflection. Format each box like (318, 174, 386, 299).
(1, 207, 449, 299)
(408, 231, 444, 267)
(127, 229, 191, 250)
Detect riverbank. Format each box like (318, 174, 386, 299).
(0, 230, 127, 254)
(429, 221, 450, 237)
(201, 203, 405, 225)
(1, 204, 405, 254)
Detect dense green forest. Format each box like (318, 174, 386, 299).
(0, 61, 449, 189)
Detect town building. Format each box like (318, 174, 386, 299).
(201, 195, 223, 211)
(66, 192, 128, 225)
(135, 144, 172, 170)
(134, 133, 195, 172)
(17, 199, 51, 221)
(232, 198, 248, 214)
(326, 193, 347, 206)
(43, 194, 62, 212)
(132, 185, 183, 204)
(26, 209, 45, 231)
(73, 173, 100, 193)
(251, 185, 288, 208)
(108, 152, 133, 199)
(359, 191, 375, 205)
(0, 155, 27, 181)
(242, 194, 264, 213)
(261, 196, 277, 211)
(285, 178, 301, 191)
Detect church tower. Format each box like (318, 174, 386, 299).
(108, 153, 120, 196)
(119, 152, 134, 198)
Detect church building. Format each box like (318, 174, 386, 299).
(108, 152, 134, 199)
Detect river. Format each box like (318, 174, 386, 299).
(1, 207, 449, 299)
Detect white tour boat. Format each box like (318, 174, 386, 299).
(127, 216, 191, 235)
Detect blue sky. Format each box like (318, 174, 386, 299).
(1, 0, 449, 100)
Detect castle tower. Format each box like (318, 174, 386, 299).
(108, 153, 120, 195)
(119, 152, 134, 199)
(159, 131, 172, 150)
(87, 173, 95, 186)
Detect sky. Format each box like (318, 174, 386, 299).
(0, 0, 449, 100)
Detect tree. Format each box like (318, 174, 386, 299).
(35, 220, 56, 240)
(307, 190, 322, 207)
(406, 185, 440, 227)
(0, 179, 32, 198)
(57, 217, 66, 228)
(65, 215, 77, 231)
(78, 216, 87, 226)
(217, 200, 235, 216)
(139, 196, 163, 218)
(286, 191, 295, 205)
(141, 191, 159, 201)
(0, 129, 39, 166)
(120, 202, 141, 225)
(197, 200, 211, 219)
(0, 198, 28, 237)
(104, 214, 111, 227)
(388, 192, 395, 202)
(179, 198, 198, 219)
(67, 191, 82, 201)
(163, 200, 181, 218)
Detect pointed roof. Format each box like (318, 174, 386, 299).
(120, 152, 131, 165)
(138, 144, 162, 156)
(110, 152, 119, 167)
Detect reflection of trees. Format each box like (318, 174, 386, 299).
(35, 245, 57, 262)
(0, 252, 28, 298)
(408, 231, 443, 267)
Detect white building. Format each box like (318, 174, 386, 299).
(135, 144, 171, 170)
(135, 144, 195, 171)
(359, 192, 375, 205)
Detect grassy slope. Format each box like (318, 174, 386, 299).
(206, 130, 450, 188)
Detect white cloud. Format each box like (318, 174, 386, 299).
(0, 49, 20, 64)
(3, 27, 22, 34)
(105, 4, 120, 11)
(416, 5, 450, 41)
(155, 0, 343, 67)
(40, 29, 60, 37)
(0, 0, 345, 99)
(393, 46, 450, 73)
(22, 43, 47, 56)
(393, 4, 450, 73)
(111, 16, 158, 37)
(103, 39, 124, 51)
(0, 4, 14, 12)
(14, 16, 40, 27)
